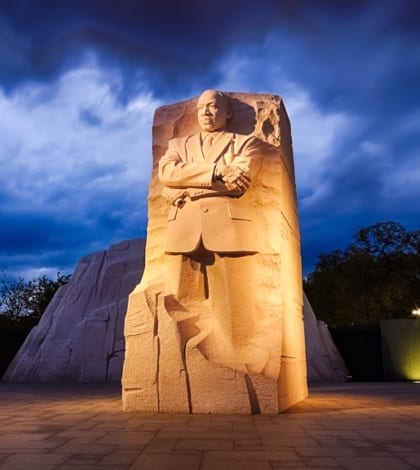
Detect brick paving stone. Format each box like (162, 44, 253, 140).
(336, 455, 415, 469)
(388, 443, 419, 453)
(314, 438, 365, 448)
(72, 421, 102, 431)
(59, 465, 118, 470)
(402, 453, 420, 467)
(53, 431, 106, 445)
(129, 453, 202, 469)
(271, 464, 335, 469)
(305, 430, 362, 439)
(142, 437, 179, 454)
(2, 452, 69, 465)
(210, 414, 252, 422)
(234, 438, 264, 448)
(296, 446, 357, 457)
(201, 461, 272, 469)
(259, 423, 305, 432)
(0, 448, 50, 455)
(359, 430, 419, 440)
(0, 432, 52, 442)
(66, 452, 104, 460)
(0, 439, 59, 450)
(232, 445, 293, 454)
(157, 430, 258, 441)
(188, 415, 212, 424)
(207, 423, 233, 432)
(173, 449, 203, 456)
(97, 450, 140, 466)
(53, 443, 113, 455)
(301, 456, 342, 467)
(137, 422, 165, 432)
(203, 449, 301, 462)
(0, 424, 42, 432)
(175, 438, 234, 451)
(0, 464, 57, 470)
(259, 435, 319, 447)
(162, 423, 209, 432)
(231, 423, 257, 432)
(1, 382, 420, 469)
(94, 431, 156, 448)
(365, 451, 407, 457)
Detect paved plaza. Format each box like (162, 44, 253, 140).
(0, 381, 419, 469)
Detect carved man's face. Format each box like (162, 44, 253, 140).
(197, 90, 232, 132)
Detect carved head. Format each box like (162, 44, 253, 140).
(197, 90, 232, 132)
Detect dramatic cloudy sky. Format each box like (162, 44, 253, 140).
(0, 0, 419, 279)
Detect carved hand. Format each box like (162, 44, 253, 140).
(162, 188, 189, 206)
(215, 164, 251, 192)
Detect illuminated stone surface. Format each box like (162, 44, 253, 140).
(304, 292, 349, 382)
(122, 92, 308, 413)
(3, 239, 145, 382)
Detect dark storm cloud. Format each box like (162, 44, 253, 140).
(0, 212, 88, 253)
(0, 0, 236, 93)
(0, 210, 95, 278)
(1, 0, 419, 124)
(0, 194, 148, 277)
(2, 0, 418, 95)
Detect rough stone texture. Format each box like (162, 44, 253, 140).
(303, 293, 349, 382)
(3, 239, 145, 382)
(122, 93, 308, 413)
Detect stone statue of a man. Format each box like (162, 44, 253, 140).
(159, 89, 262, 253)
(122, 89, 307, 414)
(158, 90, 271, 376)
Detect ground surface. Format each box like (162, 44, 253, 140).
(0, 382, 419, 469)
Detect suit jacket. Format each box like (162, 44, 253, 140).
(158, 131, 262, 254)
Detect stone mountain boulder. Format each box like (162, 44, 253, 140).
(304, 292, 349, 382)
(3, 239, 145, 382)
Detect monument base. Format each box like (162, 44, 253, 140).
(122, 288, 285, 414)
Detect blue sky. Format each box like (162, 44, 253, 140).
(0, 0, 419, 279)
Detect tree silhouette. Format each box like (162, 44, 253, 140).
(0, 273, 70, 327)
(304, 222, 419, 327)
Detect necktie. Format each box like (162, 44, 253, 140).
(202, 134, 213, 155)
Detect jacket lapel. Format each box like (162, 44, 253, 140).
(204, 132, 233, 163)
(186, 134, 204, 162)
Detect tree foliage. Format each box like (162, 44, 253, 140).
(0, 273, 70, 328)
(304, 222, 420, 327)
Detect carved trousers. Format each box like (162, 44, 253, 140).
(164, 244, 273, 375)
